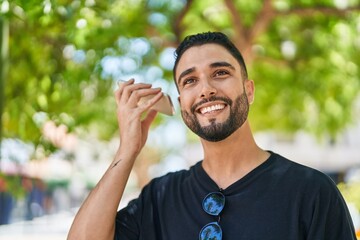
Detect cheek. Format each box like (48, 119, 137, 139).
(179, 96, 189, 111)
(178, 91, 195, 110)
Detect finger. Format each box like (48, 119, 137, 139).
(115, 78, 134, 105)
(141, 109, 158, 133)
(121, 83, 153, 105)
(135, 91, 163, 113)
(114, 88, 121, 106)
(117, 78, 135, 90)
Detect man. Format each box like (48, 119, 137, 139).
(68, 32, 356, 240)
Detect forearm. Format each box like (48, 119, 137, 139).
(67, 150, 136, 240)
(67, 79, 161, 239)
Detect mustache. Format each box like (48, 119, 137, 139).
(191, 96, 233, 113)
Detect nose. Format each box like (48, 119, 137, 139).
(200, 80, 217, 99)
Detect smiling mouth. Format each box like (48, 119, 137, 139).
(199, 104, 226, 114)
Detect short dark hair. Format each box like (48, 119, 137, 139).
(173, 32, 248, 87)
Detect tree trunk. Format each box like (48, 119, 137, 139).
(0, 17, 9, 170)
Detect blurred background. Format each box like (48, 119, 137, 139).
(0, 0, 360, 239)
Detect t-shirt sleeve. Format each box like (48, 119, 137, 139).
(113, 171, 181, 240)
(304, 173, 357, 240)
(113, 178, 161, 240)
(114, 198, 142, 240)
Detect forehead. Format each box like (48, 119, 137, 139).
(175, 43, 239, 78)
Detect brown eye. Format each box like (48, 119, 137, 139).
(214, 70, 229, 77)
(183, 78, 196, 86)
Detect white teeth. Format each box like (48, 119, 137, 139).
(200, 104, 225, 114)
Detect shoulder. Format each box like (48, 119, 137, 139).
(270, 152, 339, 192)
(270, 152, 352, 219)
(142, 162, 201, 194)
(119, 164, 198, 212)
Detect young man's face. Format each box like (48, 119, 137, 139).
(175, 43, 254, 142)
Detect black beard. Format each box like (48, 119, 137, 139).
(181, 91, 249, 142)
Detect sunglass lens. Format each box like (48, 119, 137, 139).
(199, 222, 222, 240)
(202, 192, 225, 215)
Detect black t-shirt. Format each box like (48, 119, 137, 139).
(115, 152, 356, 240)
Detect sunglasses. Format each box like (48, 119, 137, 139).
(199, 191, 225, 240)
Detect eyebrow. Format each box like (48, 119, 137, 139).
(177, 61, 236, 85)
(177, 67, 195, 85)
(209, 61, 236, 70)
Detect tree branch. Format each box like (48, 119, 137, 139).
(171, 1, 360, 65)
(250, 0, 275, 43)
(244, 0, 276, 63)
(279, 5, 360, 17)
(223, 0, 246, 39)
(225, 1, 360, 64)
(223, 0, 251, 62)
(173, 0, 194, 45)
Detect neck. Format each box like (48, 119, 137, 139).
(200, 121, 270, 189)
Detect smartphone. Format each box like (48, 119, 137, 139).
(118, 80, 175, 116)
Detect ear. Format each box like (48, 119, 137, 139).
(245, 80, 255, 104)
(178, 96, 181, 105)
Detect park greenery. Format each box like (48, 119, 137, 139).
(0, 0, 359, 226)
(1, 0, 360, 151)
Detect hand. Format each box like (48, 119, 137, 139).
(114, 79, 163, 158)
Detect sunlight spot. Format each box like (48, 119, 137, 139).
(85, 0, 96, 7)
(145, 66, 163, 82)
(129, 38, 150, 56)
(101, 56, 122, 77)
(57, 6, 67, 16)
(102, 19, 112, 28)
(63, 45, 76, 59)
(0, 0, 9, 13)
(148, 13, 167, 26)
(273, 0, 290, 11)
(73, 50, 86, 63)
(159, 47, 175, 70)
(76, 18, 87, 29)
(121, 57, 138, 73)
(281, 40, 296, 60)
(333, 0, 348, 9)
(43, 0, 52, 14)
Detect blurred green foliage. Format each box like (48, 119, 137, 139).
(338, 181, 360, 210)
(0, 0, 359, 153)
